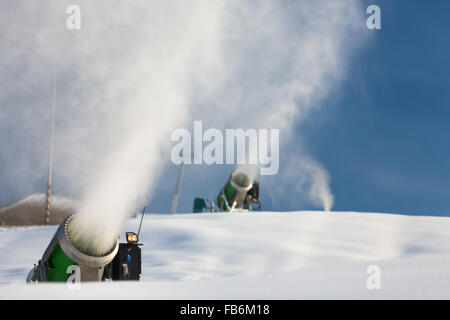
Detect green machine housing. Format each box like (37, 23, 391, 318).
(217, 171, 253, 211)
(27, 215, 142, 283)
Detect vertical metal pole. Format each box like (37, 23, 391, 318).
(170, 161, 185, 214)
(45, 69, 56, 225)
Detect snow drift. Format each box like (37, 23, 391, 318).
(1, 210, 450, 299)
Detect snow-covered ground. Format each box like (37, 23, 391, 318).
(1, 210, 450, 299)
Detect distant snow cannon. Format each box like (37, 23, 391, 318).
(27, 213, 119, 282)
(217, 171, 253, 211)
(193, 171, 262, 213)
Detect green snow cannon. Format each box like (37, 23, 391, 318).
(26, 214, 119, 283)
(217, 171, 253, 211)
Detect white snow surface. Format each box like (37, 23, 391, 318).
(1, 210, 450, 299)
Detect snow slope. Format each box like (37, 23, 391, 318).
(1, 210, 450, 299)
(0, 193, 77, 226)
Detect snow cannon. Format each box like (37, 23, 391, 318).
(26, 213, 119, 282)
(217, 171, 253, 211)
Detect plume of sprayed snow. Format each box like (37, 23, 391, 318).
(304, 159, 334, 212)
(0, 0, 366, 247)
(0, 0, 226, 251)
(197, 1, 365, 211)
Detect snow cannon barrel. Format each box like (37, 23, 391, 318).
(217, 171, 252, 211)
(27, 213, 119, 282)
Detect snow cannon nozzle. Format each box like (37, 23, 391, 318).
(63, 214, 119, 259)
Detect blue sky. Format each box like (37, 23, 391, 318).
(319, 0, 450, 216)
(301, 0, 450, 216)
(150, 1, 450, 216)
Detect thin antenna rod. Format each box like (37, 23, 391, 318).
(137, 205, 146, 238)
(45, 68, 56, 225)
